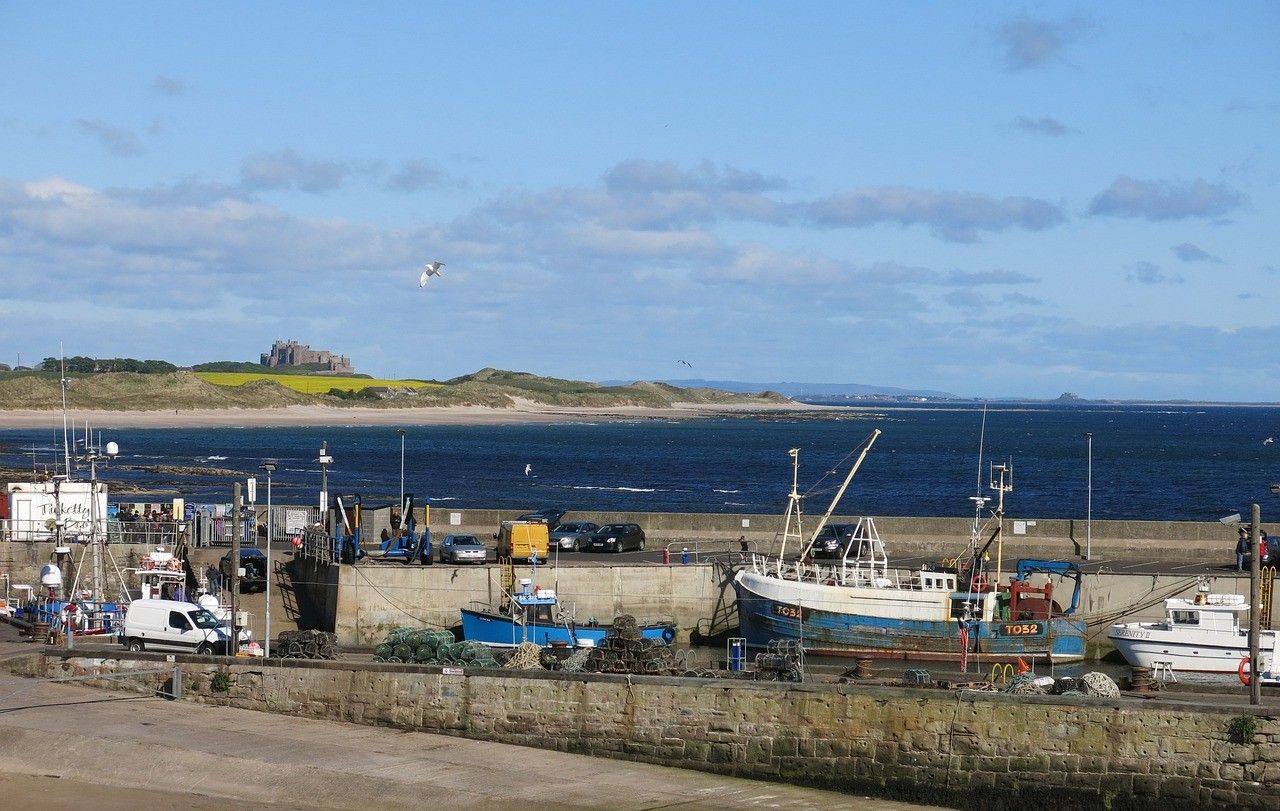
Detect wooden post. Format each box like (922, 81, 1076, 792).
(232, 481, 241, 657)
(1251, 503, 1261, 705)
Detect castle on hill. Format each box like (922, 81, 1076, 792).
(260, 340, 353, 374)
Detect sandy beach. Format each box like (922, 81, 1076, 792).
(0, 399, 829, 429)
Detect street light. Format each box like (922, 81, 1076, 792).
(259, 459, 277, 659)
(397, 429, 406, 509)
(1084, 432, 1093, 562)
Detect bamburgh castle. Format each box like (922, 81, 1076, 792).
(260, 340, 354, 374)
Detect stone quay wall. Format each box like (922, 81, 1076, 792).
(16, 651, 1280, 810)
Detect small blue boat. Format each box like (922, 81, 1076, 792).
(459, 567, 675, 647)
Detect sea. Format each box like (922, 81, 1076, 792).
(1, 402, 1278, 521)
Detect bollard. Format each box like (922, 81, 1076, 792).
(681, 547, 690, 565)
(854, 658, 873, 679)
(662, 548, 670, 566)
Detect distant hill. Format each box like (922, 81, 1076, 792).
(0, 369, 790, 412)
(602, 378, 956, 399)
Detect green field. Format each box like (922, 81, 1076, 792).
(194, 372, 438, 394)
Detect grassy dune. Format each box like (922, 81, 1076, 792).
(0, 368, 789, 412)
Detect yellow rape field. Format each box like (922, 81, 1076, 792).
(195, 372, 438, 394)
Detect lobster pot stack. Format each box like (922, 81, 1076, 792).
(754, 639, 803, 682)
(586, 614, 677, 675)
(372, 627, 500, 668)
(276, 630, 338, 660)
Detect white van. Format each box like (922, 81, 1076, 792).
(121, 599, 234, 655)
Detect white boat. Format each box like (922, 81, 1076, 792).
(1107, 588, 1274, 675)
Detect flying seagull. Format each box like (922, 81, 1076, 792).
(418, 261, 445, 288)
(524, 463, 532, 476)
(1266, 437, 1275, 445)
(676, 359, 692, 369)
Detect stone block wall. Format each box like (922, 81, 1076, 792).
(19, 652, 1280, 810)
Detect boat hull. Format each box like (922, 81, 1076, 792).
(1107, 623, 1272, 673)
(734, 572, 1085, 663)
(460, 608, 674, 647)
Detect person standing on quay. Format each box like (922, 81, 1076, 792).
(1237, 527, 1251, 571)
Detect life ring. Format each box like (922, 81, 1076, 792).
(661, 626, 675, 644)
(1239, 656, 1252, 686)
(971, 575, 988, 592)
(140, 558, 155, 570)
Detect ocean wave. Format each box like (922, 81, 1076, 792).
(713, 489, 740, 494)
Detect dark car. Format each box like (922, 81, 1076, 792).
(810, 523, 859, 559)
(438, 534, 488, 565)
(550, 521, 599, 552)
(220, 548, 268, 593)
(585, 523, 646, 553)
(516, 508, 567, 530)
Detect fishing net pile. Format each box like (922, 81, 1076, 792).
(1079, 672, 1120, 697)
(275, 630, 338, 660)
(503, 641, 546, 670)
(1001, 671, 1120, 697)
(372, 627, 501, 668)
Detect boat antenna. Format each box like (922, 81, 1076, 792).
(968, 404, 990, 557)
(60, 345, 71, 479)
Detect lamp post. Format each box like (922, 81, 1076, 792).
(1085, 432, 1093, 562)
(259, 460, 277, 659)
(397, 429, 406, 508)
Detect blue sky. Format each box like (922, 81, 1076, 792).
(1, 3, 1276, 400)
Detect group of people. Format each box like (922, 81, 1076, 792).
(1236, 526, 1272, 571)
(116, 504, 176, 543)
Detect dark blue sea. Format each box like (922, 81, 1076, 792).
(2, 404, 1278, 521)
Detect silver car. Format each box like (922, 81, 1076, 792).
(438, 534, 488, 564)
(550, 521, 599, 552)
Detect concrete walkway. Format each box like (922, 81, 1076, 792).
(0, 663, 943, 811)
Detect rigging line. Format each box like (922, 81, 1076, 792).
(800, 430, 880, 500)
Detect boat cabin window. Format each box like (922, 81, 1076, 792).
(921, 574, 957, 591)
(169, 610, 192, 631)
(528, 605, 553, 623)
(1170, 610, 1199, 625)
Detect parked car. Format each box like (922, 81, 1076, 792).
(220, 548, 268, 592)
(585, 523, 646, 553)
(438, 534, 488, 565)
(810, 523, 859, 559)
(516, 508, 567, 530)
(550, 521, 599, 552)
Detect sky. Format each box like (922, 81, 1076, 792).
(0, 3, 1277, 400)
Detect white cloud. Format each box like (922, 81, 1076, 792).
(996, 16, 1093, 72)
(75, 119, 144, 157)
(1090, 177, 1246, 221)
(804, 187, 1065, 242)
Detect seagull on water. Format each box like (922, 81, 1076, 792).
(418, 261, 445, 287)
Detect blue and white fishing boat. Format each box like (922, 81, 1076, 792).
(734, 430, 1086, 664)
(460, 560, 675, 647)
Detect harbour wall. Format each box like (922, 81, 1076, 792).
(15, 651, 1280, 810)
(426, 509, 1238, 556)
